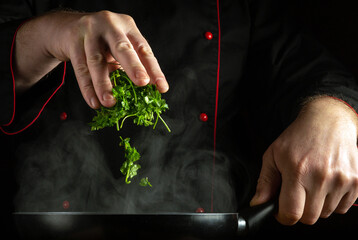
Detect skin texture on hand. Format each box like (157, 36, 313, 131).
(13, 10, 169, 109)
(251, 96, 358, 225)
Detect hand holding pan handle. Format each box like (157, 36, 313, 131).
(236, 199, 358, 236)
(236, 200, 276, 236)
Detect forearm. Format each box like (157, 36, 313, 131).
(13, 11, 80, 94)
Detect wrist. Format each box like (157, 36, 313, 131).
(13, 12, 70, 93)
(300, 96, 358, 136)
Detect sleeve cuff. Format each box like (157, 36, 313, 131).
(0, 19, 66, 135)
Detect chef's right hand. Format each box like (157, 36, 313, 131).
(14, 10, 168, 109)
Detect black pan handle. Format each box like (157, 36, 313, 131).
(236, 200, 276, 236)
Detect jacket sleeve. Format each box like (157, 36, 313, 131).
(245, 0, 358, 140)
(0, 1, 66, 135)
(0, 19, 25, 126)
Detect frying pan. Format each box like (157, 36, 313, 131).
(13, 202, 275, 240)
(13, 201, 275, 239)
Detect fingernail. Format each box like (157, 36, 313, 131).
(103, 92, 114, 101)
(156, 78, 169, 92)
(90, 97, 98, 109)
(135, 71, 149, 83)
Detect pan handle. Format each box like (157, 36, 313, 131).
(236, 200, 276, 236)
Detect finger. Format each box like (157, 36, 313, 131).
(320, 193, 341, 218)
(277, 177, 306, 225)
(320, 179, 351, 218)
(70, 42, 100, 109)
(300, 189, 326, 225)
(250, 148, 281, 206)
(335, 191, 358, 214)
(84, 34, 116, 108)
(127, 31, 169, 93)
(105, 30, 150, 87)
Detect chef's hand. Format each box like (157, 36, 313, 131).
(14, 10, 168, 109)
(250, 96, 358, 225)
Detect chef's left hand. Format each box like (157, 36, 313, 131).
(250, 96, 358, 225)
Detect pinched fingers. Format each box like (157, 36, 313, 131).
(69, 39, 101, 109)
(84, 35, 116, 108)
(105, 15, 168, 93)
(69, 11, 168, 109)
(127, 31, 168, 93)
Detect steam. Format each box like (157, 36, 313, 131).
(14, 118, 251, 213)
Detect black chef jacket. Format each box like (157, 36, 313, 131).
(1, 0, 358, 237)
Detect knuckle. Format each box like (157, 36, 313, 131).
(75, 63, 90, 76)
(257, 173, 275, 187)
(93, 79, 112, 89)
(115, 41, 134, 52)
(314, 167, 330, 186)
(120, 14, 135, 24)
(96, 10, 114, 21)
(78, 14, 92, 29)
(138, 44, 154, 57)
(87, 53, 105, 64)
(293, 159, 310, 180)
(81, 82, 95, 94)
(279, 210, 301, 226)
(334, 171, 350, 188)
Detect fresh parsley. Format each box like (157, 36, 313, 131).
(90, 69, 171, 132)
(90, 69, 170, 187)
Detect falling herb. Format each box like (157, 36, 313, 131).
(139, 177, 152, 187)
(119, 137, 141, 184)
(90, 69, 170, 187)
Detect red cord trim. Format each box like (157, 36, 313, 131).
(1, 63, 66, 135)
(2, 21, 28, 127)
(211, 0, 221, 213)
(0, 24, 67, 135)
(0, 62, 66, 135)
(328, 96, 358, 119)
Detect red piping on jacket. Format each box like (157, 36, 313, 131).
(328, 96, 358, 119)
(211, 0, 222, 213)
(2, 21, 25, 127)
(0, 21, 66, 135)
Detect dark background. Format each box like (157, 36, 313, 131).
(292, 0, 358, 79)
(2, 0, 358, 238)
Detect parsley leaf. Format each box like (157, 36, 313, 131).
(139, 177, 152, 187)
(89, 69, 171, 187)
(119, 137, 141, 184)
(89, 69, 170, 132)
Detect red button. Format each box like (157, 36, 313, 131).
(204, 32, 213, 40)
(200, 113, 208, 122)
(60, 112, 68, 121)
(62, 200, 70, 210)
(196, 207, 205, 213)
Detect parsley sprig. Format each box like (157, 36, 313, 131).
(90, 69, 171, 132)
(119, 137, 142, 184)
(90, 69, 170, 187)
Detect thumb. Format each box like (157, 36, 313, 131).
(250, 148, 281, 206)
